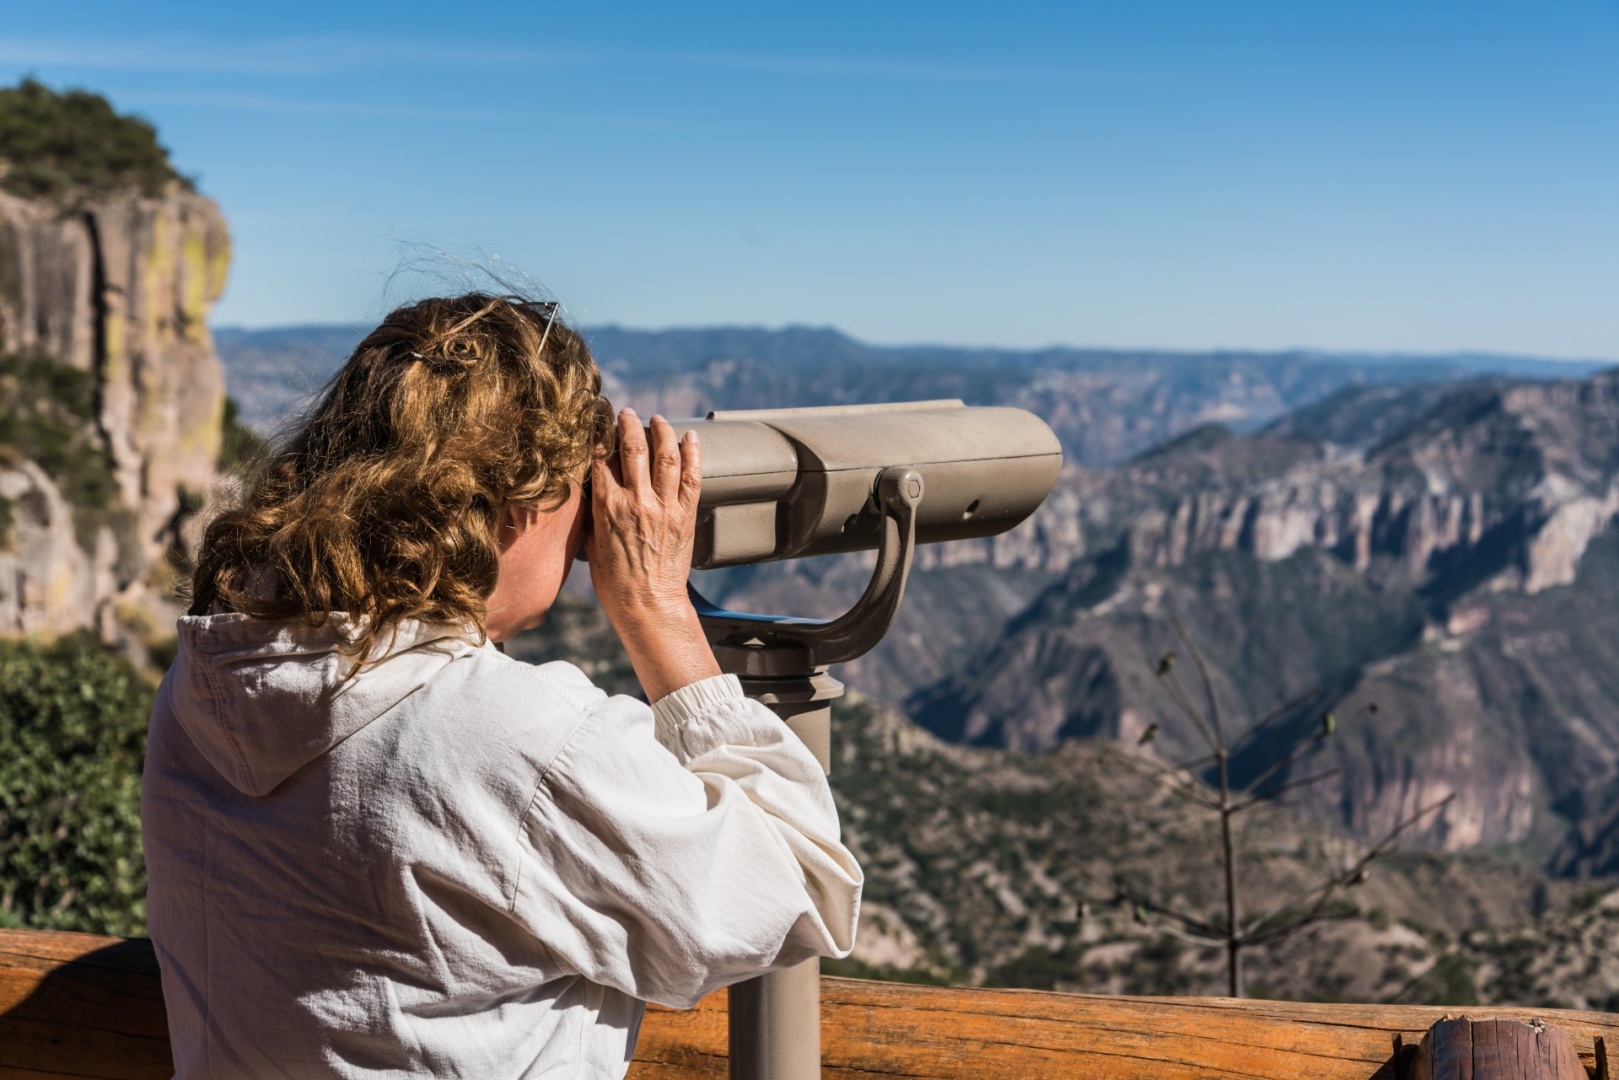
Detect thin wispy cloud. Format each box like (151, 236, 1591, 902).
(657, 50, 1139, 85)
(0, 34, 1146, 87)
(117, 90, 523, 122)
(111, 88, 707, 135)
(0, 38, 328, 76)
(0, 36, 593, 76)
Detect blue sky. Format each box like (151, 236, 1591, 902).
(2, 1, 1616, 357)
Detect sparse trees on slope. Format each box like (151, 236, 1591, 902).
(1109, 615, 1454, 998)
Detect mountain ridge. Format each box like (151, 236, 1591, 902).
(214, 322, 1609, 468)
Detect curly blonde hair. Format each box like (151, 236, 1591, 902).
(190, 293, 614, 659)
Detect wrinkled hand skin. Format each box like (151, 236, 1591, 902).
(586, 408, 723, 702)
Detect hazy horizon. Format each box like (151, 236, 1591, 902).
(208, 319, 1619, 369)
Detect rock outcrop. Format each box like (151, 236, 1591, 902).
(982, 373, 1619, 593)
(0, 459, 113, 636)
(901, 371, 1619, 864)
(0, 183, 230, 637)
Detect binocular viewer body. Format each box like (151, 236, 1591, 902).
(667, 400, 1061, 1079)
(674, 400, 1063, 570)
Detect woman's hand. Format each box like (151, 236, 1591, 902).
(587, 408, 722, 702)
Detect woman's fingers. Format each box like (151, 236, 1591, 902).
(587, 453, 612, 555)
(591, 442, 618, 494)
(649, 415, 682, 502)
(589, 429, 621, 534)
(617, 408, 650, 495)
(678, 430, 702, 512)
(589, 408, 703, 632)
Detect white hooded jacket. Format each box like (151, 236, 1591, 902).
(141, 613, 862, 1079)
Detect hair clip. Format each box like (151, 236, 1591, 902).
(515, 299, 559, 318)
(520, 300, 560, 356)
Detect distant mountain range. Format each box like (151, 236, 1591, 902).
(214, 324, 1607, 467)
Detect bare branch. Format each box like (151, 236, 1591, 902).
(1115, 751, 1223, 810)
(1170, 614, 1226, 745)
(1240, 879, 1347, 946)
(1232, 768, 1343, 814)
(1176, 750, 1219, 773)
(1068, 860, 1229, 941)
(1242, 903, 1360, 945)
(1358, 793, 1458, 862)
(1155, 666, 1221, 753)
(1238, 793, 1456, 945)
(1117, 883, 1228, 941)
(1138, 917, 1227, 949)
(1235, 741, 1329, 803)
(1227, 684, 1327, 756)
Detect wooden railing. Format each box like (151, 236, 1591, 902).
(5, 929, 1618, 1079)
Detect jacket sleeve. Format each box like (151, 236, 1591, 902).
(511, 673, 863, 1008)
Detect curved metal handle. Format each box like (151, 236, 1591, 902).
(691, 466, 924, 672)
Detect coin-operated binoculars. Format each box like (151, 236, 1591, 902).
(666, 400, 1062, 1080)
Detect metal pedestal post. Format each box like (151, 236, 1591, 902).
(728, 954, 822, 1080)
(695, 467, 925, 1080)
(726, 673, 840, 1080)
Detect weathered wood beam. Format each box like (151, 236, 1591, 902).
(1407, 1017, 1592, 1080)
(0, 930, 170, 1080)
(6, 930, 1619, 1080)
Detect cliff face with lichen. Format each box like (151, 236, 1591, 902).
(0, 183, 230, 638)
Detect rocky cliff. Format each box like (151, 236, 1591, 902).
(883, 372, 1619, 587)
(905, 371, 1619, 865)
(1114, 375, 1619, 592)
(0, 82, 230, 641)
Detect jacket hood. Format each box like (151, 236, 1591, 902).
(167, 614, 483, 796)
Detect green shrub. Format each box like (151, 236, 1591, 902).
(0, 78, 187, 203)
(218, 396, 267, 473)
(0, 633, 152, 935)
(1412, 953, 1481, 1007)
(984, 943, 1083, 990)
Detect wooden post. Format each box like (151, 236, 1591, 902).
(1408, 1017, 1587, 1080)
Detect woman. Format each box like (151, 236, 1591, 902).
(141, 294, 862, 1079)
